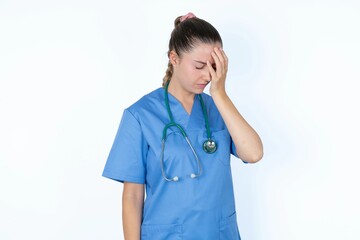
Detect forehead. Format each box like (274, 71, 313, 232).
(183, 42, 222, 61)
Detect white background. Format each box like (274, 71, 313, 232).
(1, 0, 359, 239)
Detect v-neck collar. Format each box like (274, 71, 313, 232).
(165, 90, 202, 130)
(167, 91, 195, 115)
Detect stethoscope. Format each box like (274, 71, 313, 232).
(160, 81, 217, 182)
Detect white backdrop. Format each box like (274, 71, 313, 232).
(1, 0, 359, 239)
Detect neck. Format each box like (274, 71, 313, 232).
(168, 79, 195, 102)
(167, 78, 195, 114)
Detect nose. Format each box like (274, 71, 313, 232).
(203, 69, 211, 82)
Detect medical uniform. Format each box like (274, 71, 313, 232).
(103, 87, 241, 240)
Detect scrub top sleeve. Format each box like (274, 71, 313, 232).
(102, 109, 147, 184)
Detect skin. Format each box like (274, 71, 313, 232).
(122, 182, 144, 240)
(169, 42, 263, 162)
(167, 42, 221, 113)
(122, 41, 263, 240)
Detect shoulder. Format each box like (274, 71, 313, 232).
(200, 92, 214, 104)
(126, 87, 164, 119)
(200, 92, 225, 129)
(200, 92, 217, 110)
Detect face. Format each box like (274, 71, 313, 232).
(170, 42, 222, 95)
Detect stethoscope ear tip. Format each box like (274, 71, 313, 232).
(173, 176, 179, 182)
(190, 173, 196, 178)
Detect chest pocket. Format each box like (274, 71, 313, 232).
(209, 129, 232, 166)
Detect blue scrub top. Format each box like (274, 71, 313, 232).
(103, 87, 241, 240)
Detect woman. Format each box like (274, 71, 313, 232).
(103, 12, 263, 240)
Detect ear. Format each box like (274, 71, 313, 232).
(169, 50, 179, 65)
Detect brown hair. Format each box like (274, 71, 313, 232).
(162, 15, 223, 87)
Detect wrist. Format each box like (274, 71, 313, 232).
(210, 88, 227, 100)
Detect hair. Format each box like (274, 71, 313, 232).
(162, 15, 223, 87)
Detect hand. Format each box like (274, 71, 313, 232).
(207, 47, 229, 96)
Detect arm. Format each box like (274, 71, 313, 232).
(122, 182, 145, 240)
(212, 91, 263, 163)
(207, 48, 263, 163)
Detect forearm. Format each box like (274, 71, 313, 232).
(212, 91, 263, 163)
(122, 183, 144, 240)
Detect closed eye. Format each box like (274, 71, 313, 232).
(195, 65, 216, 71)
(195, 63, 206, 69)
(194, 60, 216, 70)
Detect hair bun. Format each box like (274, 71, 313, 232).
(174, 12, 197, 28)
(174, 16, 182, 28)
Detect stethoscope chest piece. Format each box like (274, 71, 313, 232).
(203, 139, 217, 154)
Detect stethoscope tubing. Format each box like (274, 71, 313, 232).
(160, 81, 216, 182)
(160, 136, 202, 182)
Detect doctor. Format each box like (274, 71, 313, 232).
(103, 12, 263, 240)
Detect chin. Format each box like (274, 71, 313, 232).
(193, 87, 205, 94)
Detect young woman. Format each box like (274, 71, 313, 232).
(103, 12, 263, 240)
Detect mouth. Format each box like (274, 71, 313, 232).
(197, 83, 208, 89)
